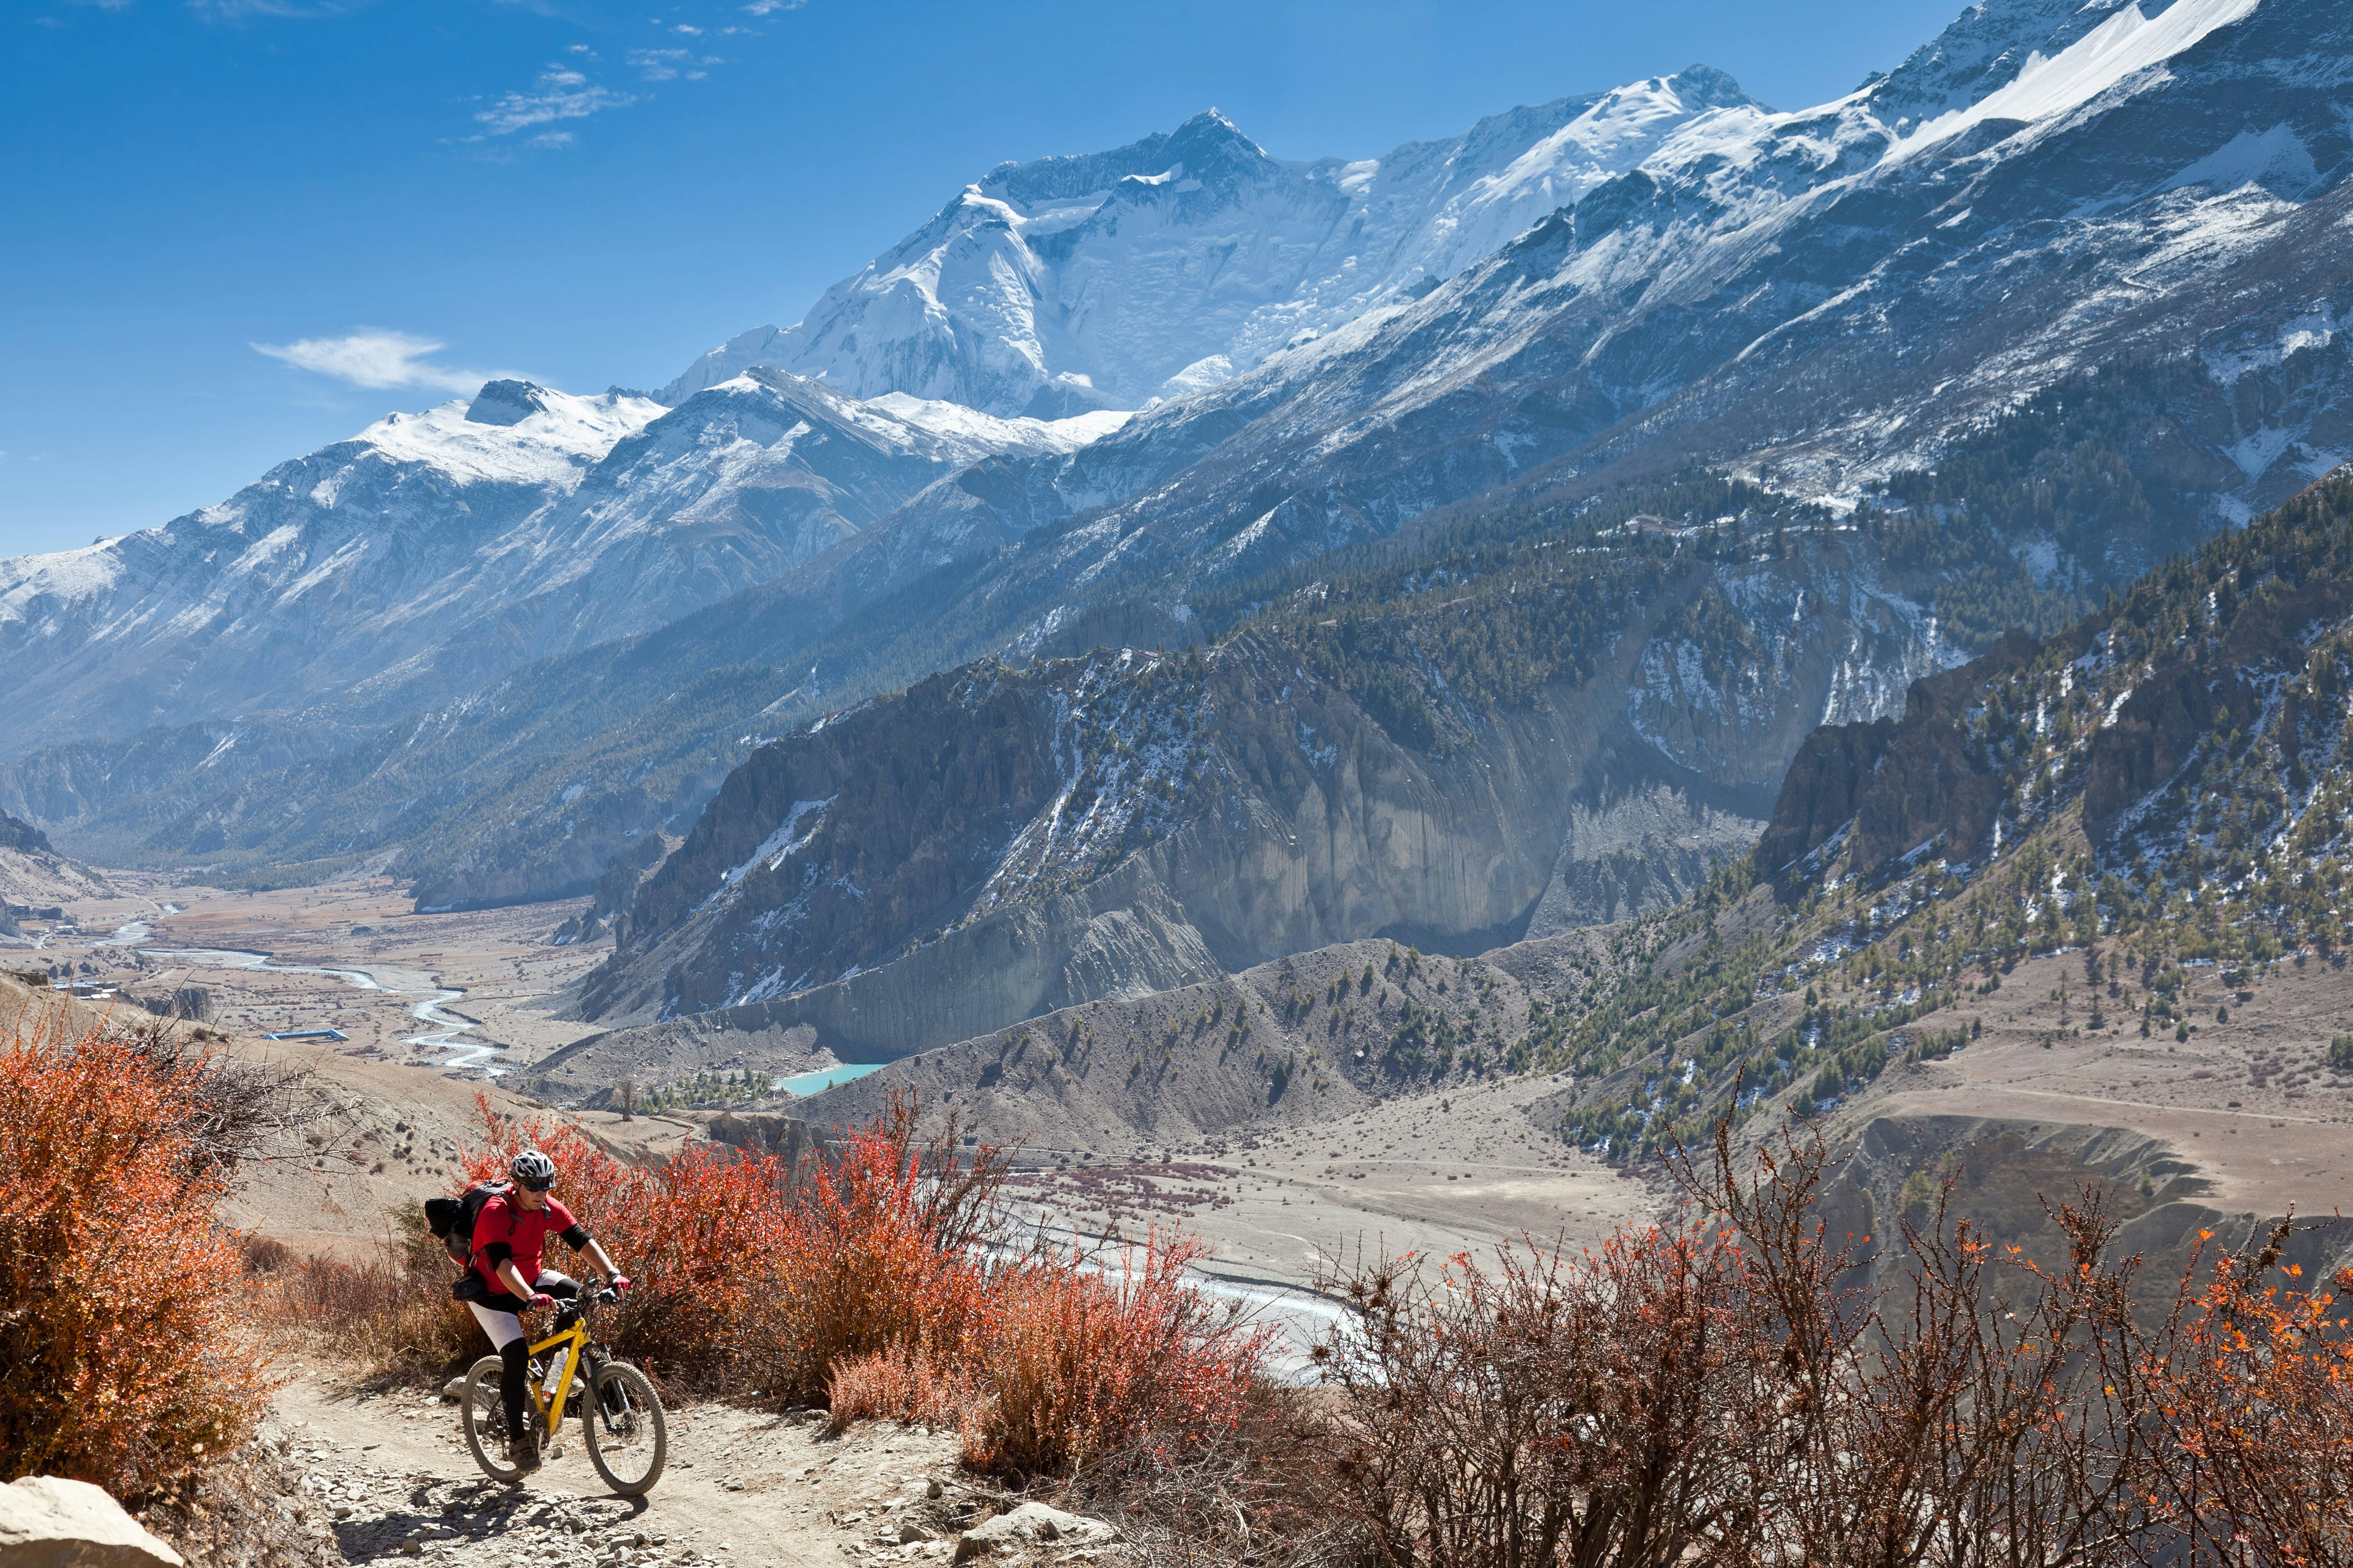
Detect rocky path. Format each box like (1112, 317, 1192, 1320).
(263, 1371, 1103, 1568)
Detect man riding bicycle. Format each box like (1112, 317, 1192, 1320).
(466, 1149, 631, 1472)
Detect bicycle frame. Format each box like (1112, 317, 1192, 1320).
(520, 1315, 594, 1434)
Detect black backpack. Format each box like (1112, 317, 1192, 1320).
(424, 1179, 513, 1267)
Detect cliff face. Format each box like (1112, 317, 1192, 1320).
(1752, 468, 2353, 899)
(576, 534, 1953, 1060)
(1754, 632, 2043, 881)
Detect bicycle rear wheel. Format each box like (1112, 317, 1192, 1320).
(581, 1361, 666, 1496)
(459, 1355, 542, 1483)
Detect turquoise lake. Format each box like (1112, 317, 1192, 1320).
(774, 1062, 887, 1096)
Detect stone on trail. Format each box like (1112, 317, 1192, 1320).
(956, 1502, 1116, 1555)
(0, 1476, 187, 1568)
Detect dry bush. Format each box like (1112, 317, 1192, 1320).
(241, 1235, 295, 1274)
(1070, 1385, 1340, 1568)
(1296, 1116, 2353, 1568)
(247, 1206, 480, 1379)
(826, 1341, 988, 1437)
(1312, 1222, 1766, 1567)
(0, 1025, 275, 1491)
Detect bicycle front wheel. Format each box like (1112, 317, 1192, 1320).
(459, 1355, 540, 1483)
(581, 1361, 666, 1496)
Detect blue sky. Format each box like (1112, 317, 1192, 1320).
(0, 0, 1965, 558)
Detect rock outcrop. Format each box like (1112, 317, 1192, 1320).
(0, 810, 111, 910)
(0, 1476, 186, 1568)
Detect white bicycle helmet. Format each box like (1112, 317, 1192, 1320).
(510, 1148, 557, 1189)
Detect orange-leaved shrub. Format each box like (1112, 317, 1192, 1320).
(2136, 1223, 2353, 1563)
(972, 1235, 1271, 1478)
(0, 1025, 272, 1491)
(825, 1340, 987, 1438)
(763, 1097, 999, 1404)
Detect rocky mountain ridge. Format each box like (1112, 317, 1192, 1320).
(571, 504, 1968, 1059)
(0, 374, 1121, 759)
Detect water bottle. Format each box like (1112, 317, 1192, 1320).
(542, 1356, 566, 1399)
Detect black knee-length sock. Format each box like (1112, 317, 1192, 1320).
(500, 1338, 531, 1443)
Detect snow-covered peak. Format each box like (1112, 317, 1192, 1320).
(657, 75, 1760, 417)
(0, 538, 126, 623)
(666, 370, 1132, 471)
(862, 393, 1134, 461)
(977, 107, 1275, 209)
(356, 385, 665, 485)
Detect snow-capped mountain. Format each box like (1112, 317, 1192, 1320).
(776, 0, 2351, 637)
(660, 68, 1762, 416)
(0, 375, 1124, 756)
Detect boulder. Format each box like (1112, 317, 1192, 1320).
(0, 1476, 186, 1568)
(955, 1501, 1116, 1556)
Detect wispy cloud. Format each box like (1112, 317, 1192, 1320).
(474, 64, 636, 136)
(628, 46, 718, 82)
(252, 330, 495, 393)
(740, 0, 801, 14)
(187, 0, 377, 17)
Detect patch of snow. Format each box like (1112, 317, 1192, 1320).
(358, 388, 664, 486)
(1889, 0, 2263, 165)
(2165, 123, 2318, 196)
(2205, 304, 2341, 383)
(864, 392, 1133, 459)
(0, 539, 127, 623)
(719, 796, 836, 890)
(2227, 426, 2300, 479)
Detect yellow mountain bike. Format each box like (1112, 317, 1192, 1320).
(459, 1278, 666, 1495)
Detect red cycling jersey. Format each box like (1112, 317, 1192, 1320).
(471, 1192, 579, 1297)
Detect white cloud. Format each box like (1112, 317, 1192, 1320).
(628, 46, 720, 81)
(474, 65, 636, 136)
(187, 0, 374, 15)
(741, 0, 801, 13)
(630, 46, 687, 80)
(251, 330, 494, 393)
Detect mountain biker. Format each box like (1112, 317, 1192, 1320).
(466, 1149, 631, 1473)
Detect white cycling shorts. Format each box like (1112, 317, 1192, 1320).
(466, 1270, 575, 1350)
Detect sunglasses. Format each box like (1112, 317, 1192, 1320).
(519, 1175, 556, 1192)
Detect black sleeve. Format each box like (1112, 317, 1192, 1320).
(559, 1224, 591, 1251)
(484, 1241, 514, 1266)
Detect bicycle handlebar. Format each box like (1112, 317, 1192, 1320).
(530, 1277, 621, 1312)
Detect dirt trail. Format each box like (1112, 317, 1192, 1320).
(267, 1369, 1027, 1567)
